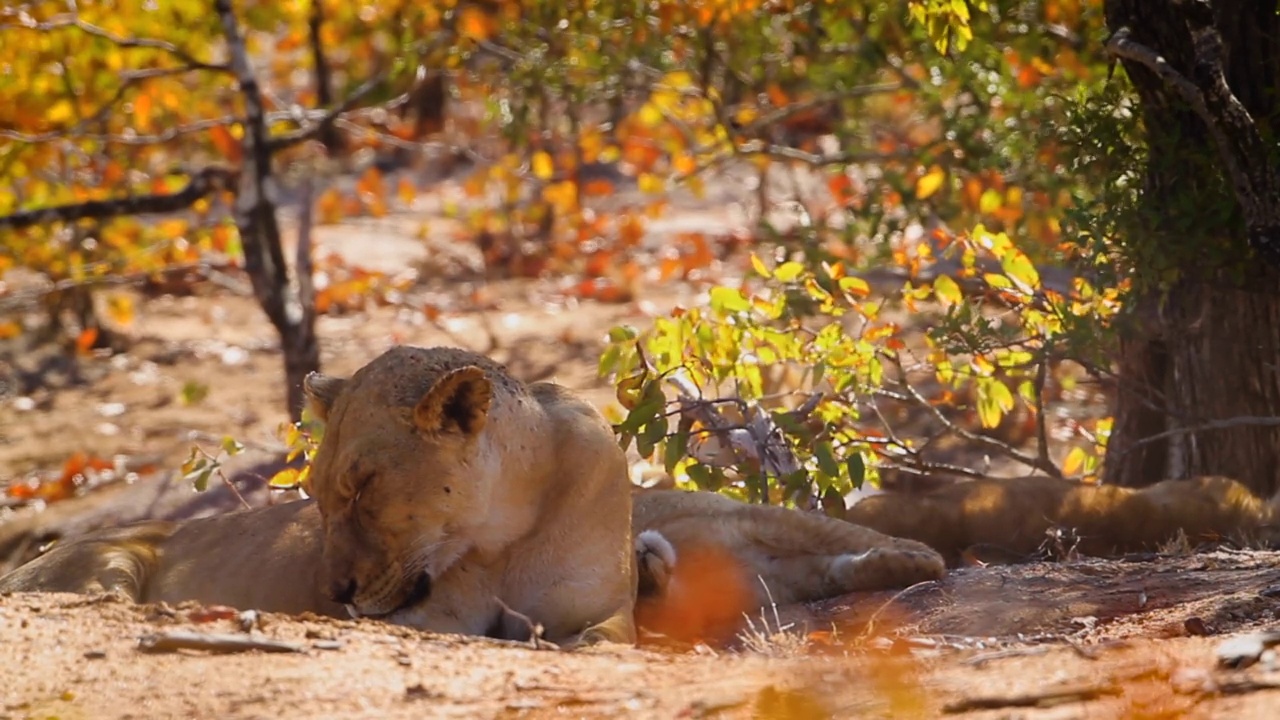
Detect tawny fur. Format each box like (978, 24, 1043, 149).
(2, 347, 640, 647)
(631, 489, 945, 607)
(0, 501, 342, 616)
(845, 475, 1280, 565)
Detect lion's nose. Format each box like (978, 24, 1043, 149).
(329, 578, 357, 605)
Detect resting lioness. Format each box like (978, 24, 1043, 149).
(844, 475, 1280, 565)
(0, 346, 639, 646)
(0, 345, 944, 645)
(632, 489, 944, 607)
(296, 346, 638, 645)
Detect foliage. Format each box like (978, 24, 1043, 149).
(0, 0, 1137, 506)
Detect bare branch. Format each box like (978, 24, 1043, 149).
(884, 352, 1063, 479)
(1109, 415, 1280, 464)
(268, 72, 388, 152)
(0, 166, 237, 231)
(1, 115, 240, 146)
(1033, 352, 1054, 474)
(137, 631, 304, 655)
(0, 260, 244, 316)
(305, 0, 342, 153)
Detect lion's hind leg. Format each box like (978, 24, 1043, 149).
(824, 545, 945, 594)
(735, 506, 945, 599)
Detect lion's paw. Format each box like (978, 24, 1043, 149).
(828, 547, 945, 593)
(634, 529, 677, 598)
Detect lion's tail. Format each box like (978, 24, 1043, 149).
(0, 522, 175, 600)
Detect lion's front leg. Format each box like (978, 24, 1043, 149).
(562, 605, 637, 648)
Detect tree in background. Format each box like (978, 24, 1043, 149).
(7, 1, 1279, 503)
(1098, 1, 1280, 495)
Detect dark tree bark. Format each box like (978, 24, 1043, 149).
(216, 0, 319, 421)
(1102, 0, 1280, 496)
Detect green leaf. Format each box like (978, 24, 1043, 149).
(220, 436, 245, 456)
(1001, 250, 1041, 292)
(663, 424, 689, 474)
(686, 462, 715, 491)
(193, 466, 214, 493)
(847, 452, 866, 488)
(814, 441, 840, 479)
(607, 325, 638, 343)
(933, 275, 963, 306)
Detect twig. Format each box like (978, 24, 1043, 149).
(493, 598, 557, 650)
(885, 352, 1063, 479)
(305, 0, 341, 153)
(942, 683, 1120, 713)
(0, 167, 237, 231)
(1110, 415, 1280, 464)
(1033, 353, 1054, 474)
(137, 631, 304, 654)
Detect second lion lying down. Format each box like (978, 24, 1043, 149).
(0, 345, 944, 646)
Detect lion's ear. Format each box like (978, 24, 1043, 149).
(415, 366, 492, 436)
(303, 372, 347, 422)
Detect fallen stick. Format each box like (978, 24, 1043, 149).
(942, 683, 1119, 713)
(137, 631, 305, 655)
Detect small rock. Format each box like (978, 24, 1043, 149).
(1184, 617, 1211, 636)
(1216, 630, 1280, 669)
(84, 650, 107, 660)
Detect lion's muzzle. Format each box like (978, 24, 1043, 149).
(337, 570, 433, 619)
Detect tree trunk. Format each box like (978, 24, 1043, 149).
(1102, 0, 1280, 497)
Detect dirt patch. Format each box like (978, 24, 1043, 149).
(4, 585, 1280, 720)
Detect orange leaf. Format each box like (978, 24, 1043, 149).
(75, 328, 99, 355)
(134, 93, 153, 133)
(209, 125, 242, 164)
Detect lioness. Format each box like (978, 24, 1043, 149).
(1, 346, 639, 646)
(297, 346, 639, 645)
(633, 489, 944, 607)
(0, 345, 944, 644)
(845, 475, 1280, 565)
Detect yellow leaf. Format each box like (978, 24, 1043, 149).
(839, 276, 870, 298)
(531, 151, 554, 181)
(47, 99, 75, 125)
(637, 103, 664, 128)
(1000, 250, 1041, 292)
(105, 293, 136, 328)
(638, 173, 665, 194)
(1062, 446, 1088, 477)
(979, 188, 1003, 214)
(915, 166, 946, 200)
(932, 274, 962, 305)
(750, 253, 771, 279)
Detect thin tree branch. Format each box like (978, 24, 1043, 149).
(1109, 415, 1280, 464)
(305, 0, 342, 153)
(885, 352, 1064, 479)
(0, 166, 237, 231)
(16, 14, 229, 73)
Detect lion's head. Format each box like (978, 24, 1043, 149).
(302, 346, 514, 619)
